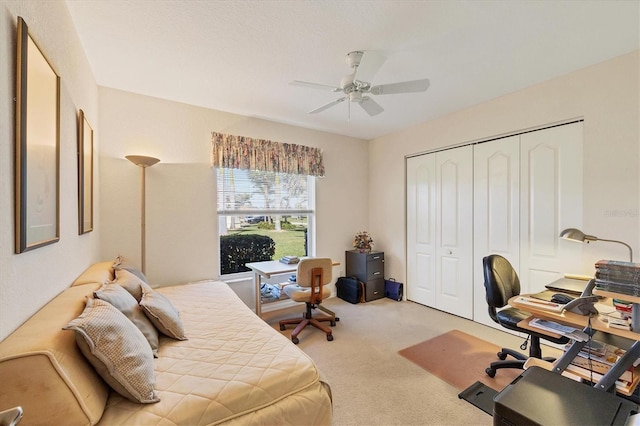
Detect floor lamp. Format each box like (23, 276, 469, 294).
(126, 155, 160, 274)
(559, 227, 633, 262)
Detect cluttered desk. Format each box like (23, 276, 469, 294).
(511, 276, 640, 395)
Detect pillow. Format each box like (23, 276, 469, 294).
(112, 255, 149, 284)
(114, 268, 146, 302)
(64, 298, 160, 404)
(94, 284, 159, 357)
(140, 284, 187, 340)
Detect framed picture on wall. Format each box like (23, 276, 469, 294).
(15, 16, 60, 253)
(78, 109, 93, 234)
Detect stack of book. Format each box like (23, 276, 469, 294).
(594, 259, 640, 296)
(279, 256, 299, 265)
(563, 340, 640, 395)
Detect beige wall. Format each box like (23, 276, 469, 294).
(1, 1, 637, 341)
(98, 88, 369, 287)
(0, 0, 100, 340)
(370, 50, 640, 282)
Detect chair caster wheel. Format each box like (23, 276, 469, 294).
(485, 367, 496, 378)
(280, 325, 286, 331)
(497, 351, 507, 360)
(327, 335, 333, 341)
(330, 320, 336, 326)
(292, 337, 299, 344)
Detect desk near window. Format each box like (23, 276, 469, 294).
(246, 259, 339, 317)
(510, 289, 640, 395)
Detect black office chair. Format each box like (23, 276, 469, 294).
(483, 254, 570, 377)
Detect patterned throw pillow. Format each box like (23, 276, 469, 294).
(139, 284, 187, 340)
(64, 298, 160, 403)
(94, 284, 160, 357)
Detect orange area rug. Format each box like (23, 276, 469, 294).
(398, 329, 521, 391)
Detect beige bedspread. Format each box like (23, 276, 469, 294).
(98, 280, 332, 425)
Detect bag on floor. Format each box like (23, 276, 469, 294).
(384, 278, 403, 301)
(336, 276, 365, 304)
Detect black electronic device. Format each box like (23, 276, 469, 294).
(551, 293, 575, 304)
(494, 366, 637, 425)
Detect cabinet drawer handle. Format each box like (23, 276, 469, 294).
(372, 256, 380, 260)
(373, 272, 381, 276)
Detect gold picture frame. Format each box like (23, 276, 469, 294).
(15, 17, 60, 253)
(78, 109, 93, 234)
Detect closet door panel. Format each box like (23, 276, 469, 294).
(406, 155, 436, 307)
(435, 146, 473, 319)
(473, 137, 520, 327)
(520, 122, 583, 294)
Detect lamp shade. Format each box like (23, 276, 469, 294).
(559, 228, 597, 243)
(126, 155, 160, 168)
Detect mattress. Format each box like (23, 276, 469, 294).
(98, 280, 332, 425)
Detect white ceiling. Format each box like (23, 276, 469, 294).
(65, 0, 639, 140)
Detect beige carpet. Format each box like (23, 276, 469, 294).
(263, 298, 564, 425)
(398, 329, 521, 392)
(262, 297, 553, 425)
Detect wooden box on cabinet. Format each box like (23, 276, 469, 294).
(346, 250, 385, 301)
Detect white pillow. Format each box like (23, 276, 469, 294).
(94, 284, 160, 357)
(64, 298, 160, 404)
(114, 268, 146, 302)
(140, 284, 187, 340)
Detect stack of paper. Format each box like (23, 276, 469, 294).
(528, 318, 589, 341)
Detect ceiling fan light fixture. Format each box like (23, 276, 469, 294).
(349, 92, 363, 102)
(293, 50, 430, 118)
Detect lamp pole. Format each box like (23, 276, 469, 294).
(126, 155, 160, 274)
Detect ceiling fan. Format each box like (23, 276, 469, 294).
(290, 50, 430, 118)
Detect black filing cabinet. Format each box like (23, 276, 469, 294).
(346, 250, 385, 301)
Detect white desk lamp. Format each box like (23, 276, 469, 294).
(126, 155, 160, 274)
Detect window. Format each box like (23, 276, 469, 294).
(217, 168, 315, 276)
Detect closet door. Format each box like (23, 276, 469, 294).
(473, 136, 520, 328)
(406, 155, 436, 307)
(519, 123, 584, 294)
(435, 146, 473, 318)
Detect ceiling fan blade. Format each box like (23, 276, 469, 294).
(353, 51, 387, 83)
(359, 96, 384, 116)
(308, 97, 347, 114)
(370, 78, 430, 95)
(290, 80, 341, 92)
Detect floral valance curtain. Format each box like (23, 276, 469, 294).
(211, 132, 325, 177)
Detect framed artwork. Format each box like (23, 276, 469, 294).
(78, 109, 93, 234)
(15, 17, 60, 253)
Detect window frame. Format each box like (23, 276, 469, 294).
(216, 168, 316, 278)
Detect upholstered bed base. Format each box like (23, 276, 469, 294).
(0, 263, 332, 425)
